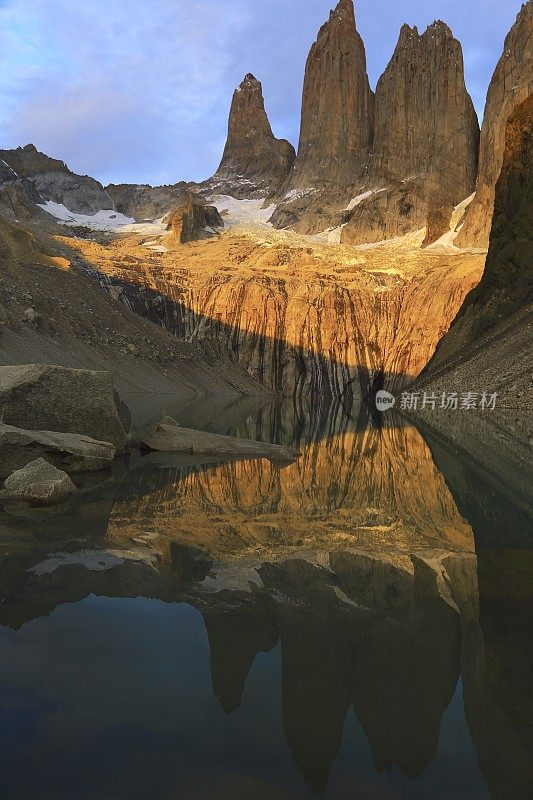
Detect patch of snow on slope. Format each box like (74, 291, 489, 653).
(344, 188, 386, 211)
(38, 201, 135, 230)
(1, 158, 19, 178)
(312, 224, 348, 244)
(120, 217, 168, 235)
(211, 195, 275, 227)
(425, 193, 476, 252)
(283, 187, 316, 202)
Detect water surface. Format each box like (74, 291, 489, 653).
(1, 397, 531, 800)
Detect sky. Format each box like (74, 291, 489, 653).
(0, 0, 525, 186)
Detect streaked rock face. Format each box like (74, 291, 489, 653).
(289, 0, 373, 189)
(212, 73, 296, 197)
(74, 230, 483, 400)
(268, 7, 479, 244)
(372, 22, 478, 199)
(456, 1, 533, 248)
(342, 21, 479, 246)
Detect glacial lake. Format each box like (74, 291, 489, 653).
(0, 395, 531, 800)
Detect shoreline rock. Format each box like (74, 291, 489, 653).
(1, 457, 78, 505)
(141, 417, 300, 465)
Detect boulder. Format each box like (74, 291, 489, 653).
(141, 417, 300, 465)
(0, 365, 129, 452)
(2, 458, 77, 505)
(165, 198, 224, 244)
(0, 423, 116, 479)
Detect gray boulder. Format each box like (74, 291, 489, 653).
(141, 417, 300, 465)
(0, 365, 129, 452)
(2, 458, 77, 505)
(0, 423, 116, 479)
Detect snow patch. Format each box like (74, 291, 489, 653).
(1, 158, 18, 178)
(121, 217, 168, 235)
(38, 201, 135, 230)
(30, 548, 156, 576)
(344, 188, 387, 211)
(211, 195, 275, 227)
(283, 187, 316, 202)
(425, 193, 476, 252)
(312, 224, 348, 244)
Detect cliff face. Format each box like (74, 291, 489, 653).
(342, 21, 479, 246)
(69, 227, 483, 400)
(269, 10, 479, 244)
(212, 74, 295, 197)
(372, 22, 478, 198)
(268, 0, 374, 233)
(414, 94, 533, 408)
(456, 1, 533, 248)
(289, 0, 373, 189)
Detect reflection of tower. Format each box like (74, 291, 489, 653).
(200, 597, 279, 714)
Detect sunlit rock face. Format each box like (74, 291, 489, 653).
(75, 233, 483, 400)
(456, 1, 533, 249)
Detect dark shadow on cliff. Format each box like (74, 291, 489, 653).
(415, 417, 533, 800)
(73, 259, 416, 402)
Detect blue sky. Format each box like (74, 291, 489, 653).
(0, 0, 525, 186)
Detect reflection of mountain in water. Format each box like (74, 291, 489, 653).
(0, 398, 531, 798)
(108, 405, 474, 561)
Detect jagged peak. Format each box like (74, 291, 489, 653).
(398, 23, 419, 42)
(241, 73, 259, 86)
(317, 0, 356, 39)
(234, 73, 263, 97)
(423, 19, 454, 38)
(504, 0, 532, 48)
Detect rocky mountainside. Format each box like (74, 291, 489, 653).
(342, 21, 479, 246)
(0, 217, 263, 398)
(457, 1, 533, 248)
(0, 143, 71, 178)
(0, 143, 113, 215)
(106, 182, 190, 221)
(414, 93, 533, 407)
(267, 3, 479, 244)
(208, 73, 296, 198)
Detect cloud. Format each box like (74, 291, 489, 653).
(0, 0, 526, 185)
